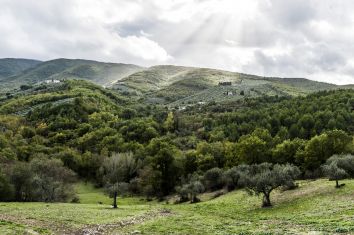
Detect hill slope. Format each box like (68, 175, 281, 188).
(0, 79, 126, 116)
(112, 65, 351, 105)
(1, 58, 144, 90)
(1, 58, 353, 105)
(0, 58, 41, 79)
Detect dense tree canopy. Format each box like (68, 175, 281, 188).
(0, 80, 353, 201)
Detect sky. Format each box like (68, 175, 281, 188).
(1, 0, 354, 84)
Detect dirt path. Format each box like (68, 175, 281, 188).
(76, 209, 173, 235)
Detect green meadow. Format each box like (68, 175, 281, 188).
(0, 179, 353, 235)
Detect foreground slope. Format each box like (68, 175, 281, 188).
(0, 179, 353, 234)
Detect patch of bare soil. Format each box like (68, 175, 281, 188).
(76, 209, 173, 235)
(0, 214, 77, 234)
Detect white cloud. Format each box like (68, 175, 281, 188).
(0, 0, 170, 65)
(0, 0, 354, 84)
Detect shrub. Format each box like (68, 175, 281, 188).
(7, 158, 76, 202)
(29, 158, 76, 202)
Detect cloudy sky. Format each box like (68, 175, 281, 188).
(1, 0, 354, 84)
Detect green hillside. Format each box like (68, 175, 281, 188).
(0, 79, 126, 116)
(0, 58, 143, 91)
(0, 58, 41, 79)
(0, 76, 353, 235)
(113, 65, 196, 93)
(112, 65, 350, 105)
(1, 58, 352, 105)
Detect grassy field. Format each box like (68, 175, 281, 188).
(0, 179, 353, 234)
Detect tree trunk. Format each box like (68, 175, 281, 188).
(191, 194, 200, 203)
(262, 192, 272, 207)
(335, 180, 340, 188)
(113, 192, 118, 208)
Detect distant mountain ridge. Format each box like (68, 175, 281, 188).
(0, 58, 144, 90)
(0, 58, 42, 79)
(0, 58, 353, 105)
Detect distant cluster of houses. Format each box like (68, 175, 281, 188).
(33, 79, 63, 86)
(43, 79, 61, 84)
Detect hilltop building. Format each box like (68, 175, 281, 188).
(218, 81, 232, 86)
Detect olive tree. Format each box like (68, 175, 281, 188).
(100, 152, 141, 208)
(176, 174, 204, 203)
(202, 167, 223, 191)
(240, 163, 300, 207)
(222, 165, 249, 191)
(322, 154, 354, 188)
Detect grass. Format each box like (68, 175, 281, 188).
(127, 179, 354, 234)
(0, 179, 353, 234)
(75, 182, 152, 206)
(0, 220, 50, 235)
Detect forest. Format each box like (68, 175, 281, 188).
(0, 80, 353, 209)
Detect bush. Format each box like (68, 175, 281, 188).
(7, 158, 76, 202)
(30, 158, 76, 202)
(20, 85, 32, 90)
(175, 185, 189, 203)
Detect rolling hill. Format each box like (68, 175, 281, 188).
(0, 58, 41, 79)
(112, 65, 352, 105)
(0, 58, 144, 91)
(1, 58, 353, 106)
(0, 79, 126, 116)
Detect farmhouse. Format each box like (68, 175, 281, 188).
(218, 81, 232, 86)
